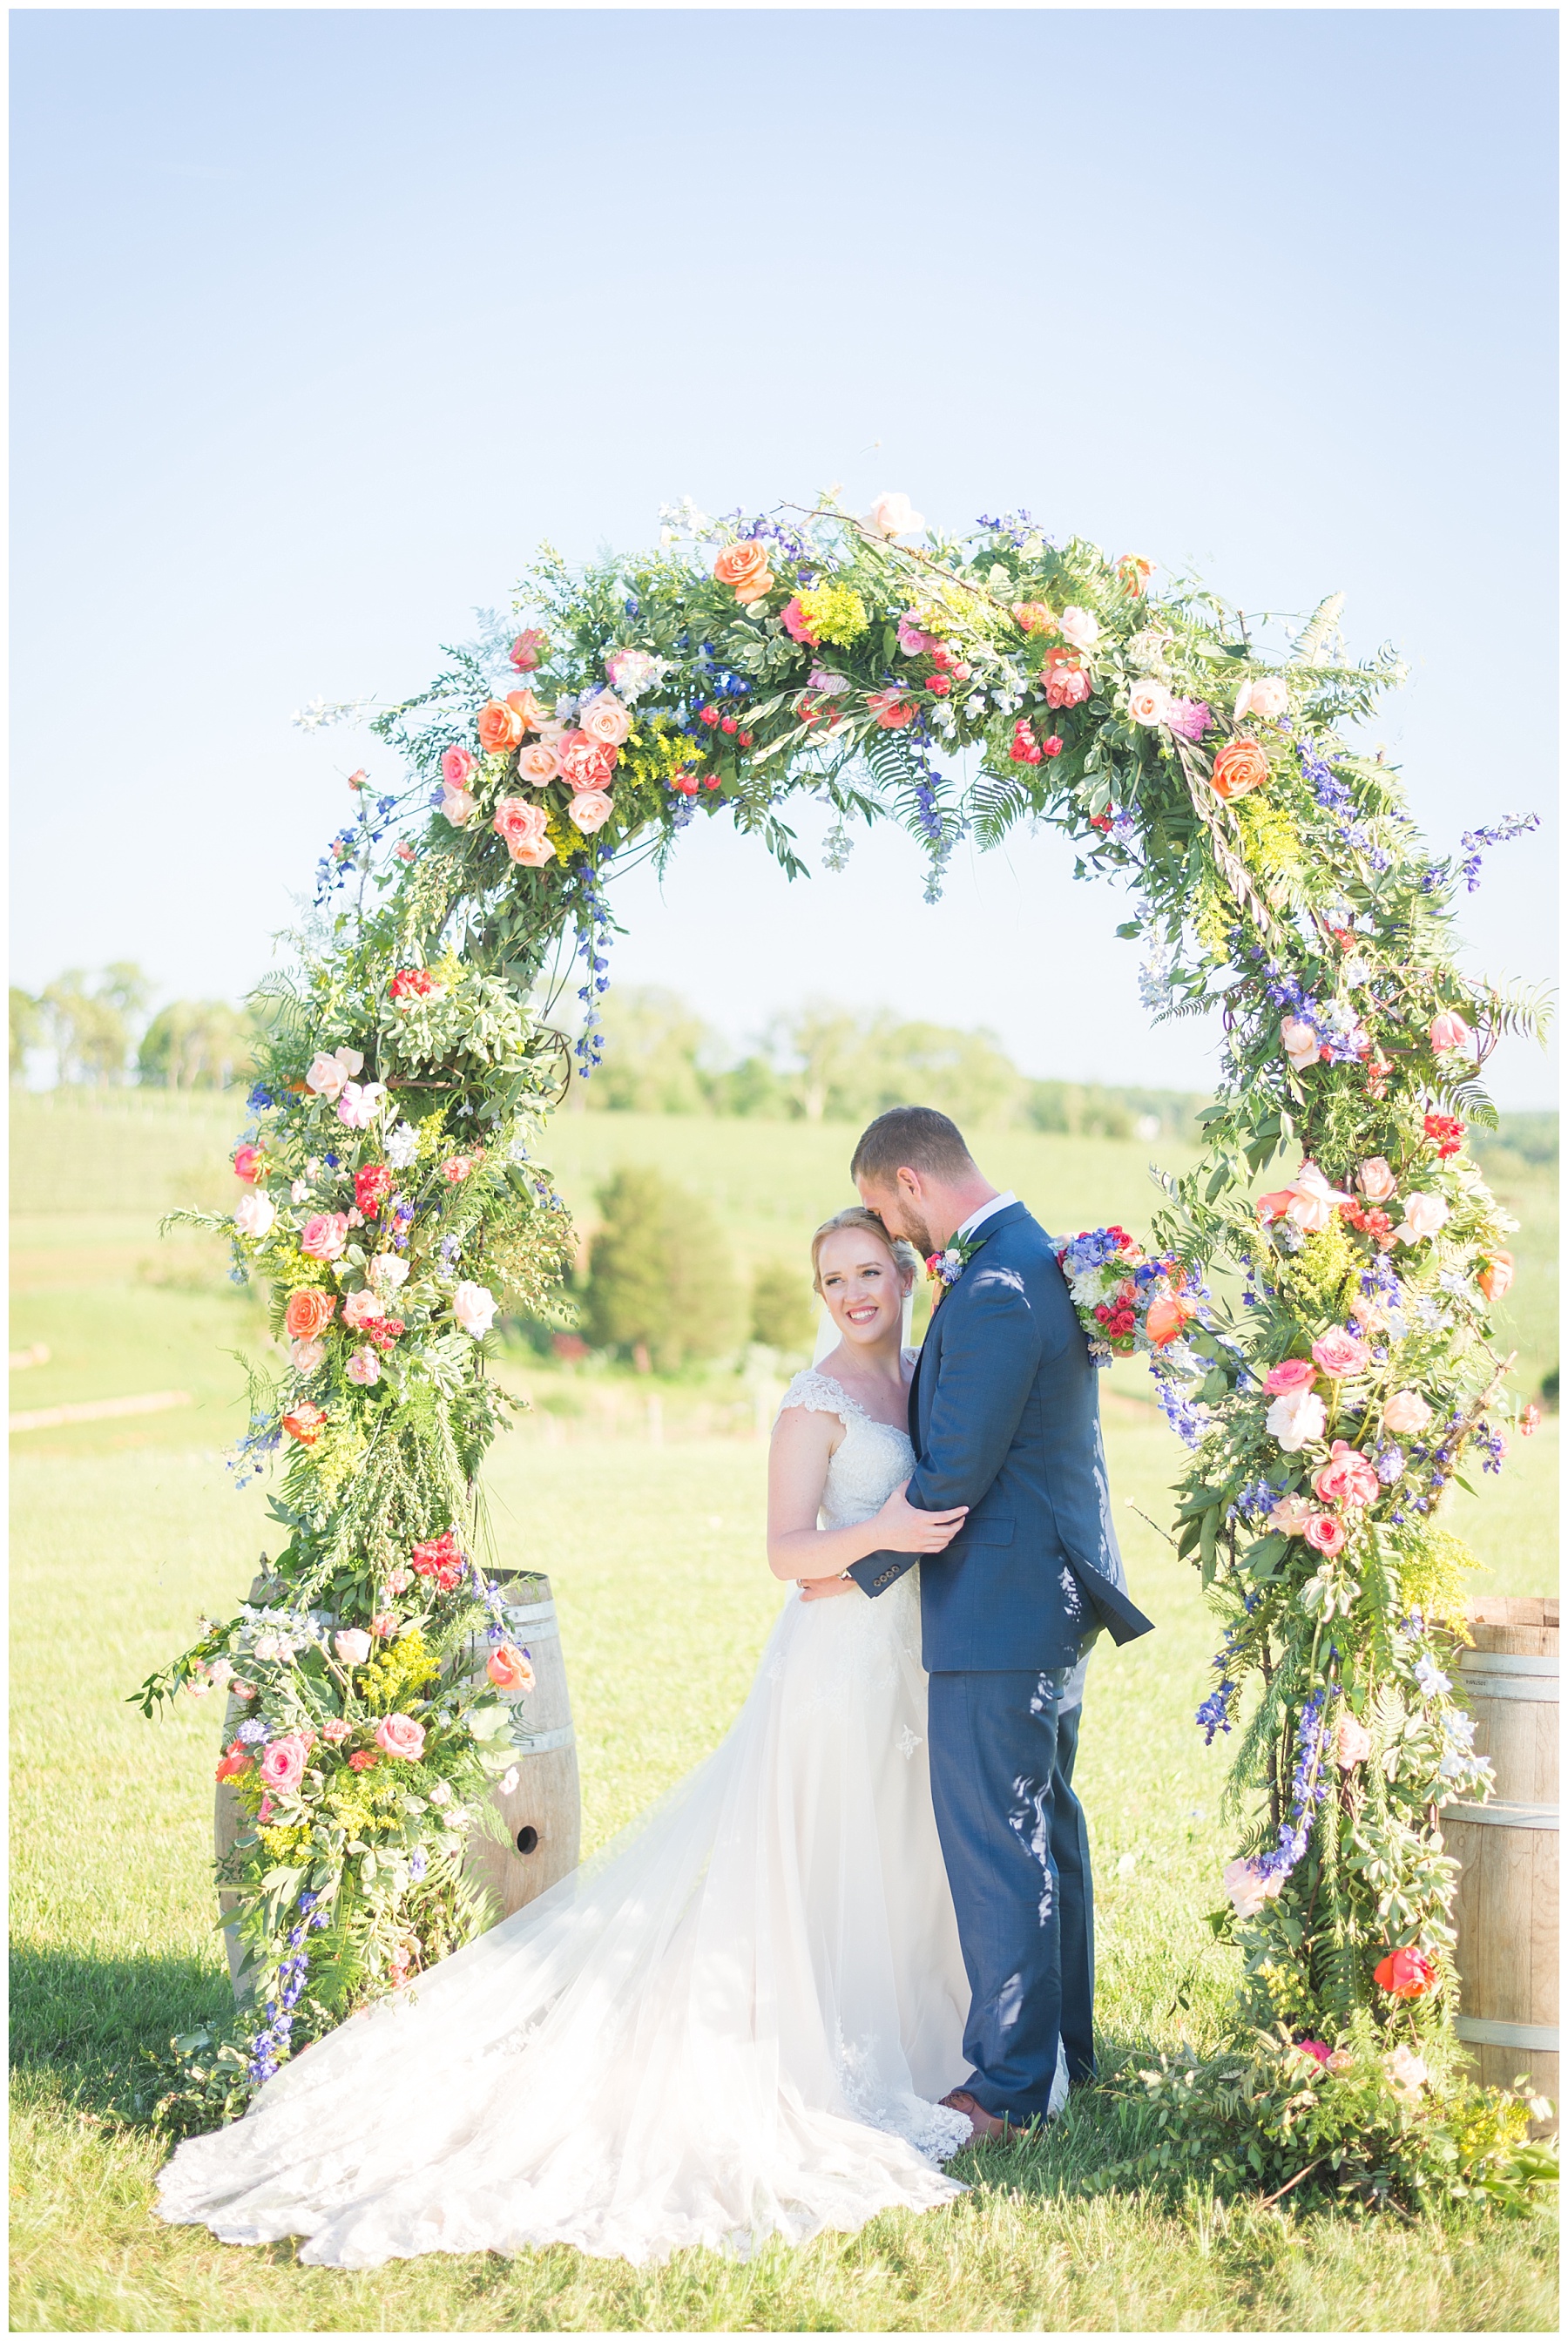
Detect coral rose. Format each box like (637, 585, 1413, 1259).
(1382, 1390, 1433, 1437)
(867, 689, 916, 729)
(1310, 1329, 1371, 1379)
(1264, 1359, 1317, 1397)
(233, 1144, 263, 1183)
(1127, 678, 1174, 727)
(504, 688, 549, 733)
(476, 699, 526, 755)
(1373, 1945, 1436, 2000)
(1356, 1157, 1398, 1203)
(569, 788, 614, 834)
(1266, 1387, 1327, 1453)
(557, 731, 618, 789)
(284, 1289, 337, 1340)
(1478, 1250, 1514, 1302)
(517, 741, 560, 785)
(1145, 1293, 1196, 1347)
(1314, 1440, 1381, 1506)
(713, 540, 774, 603)
(579, 692, 632, 748)
(301, 1213, 349, 1262)
(375, 1712, 426, 1762)
(1210, 739, 1270, 800)
(1395, 1192, 1449, 1244)
(1429, 1011, 1473, 1052)
(1303, 1512, 1347, 1556)
(492, 797, 556, 868)
(441, 746, 475, 788)
(487, 1641, 536, 1695)
(1335, 1715, 1373, 1769)
(259, 1735, 308, 1793)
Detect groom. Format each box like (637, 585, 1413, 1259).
(842, 1106, 1153, 2142)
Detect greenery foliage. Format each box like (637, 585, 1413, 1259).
(580, 1165, 745, 1370)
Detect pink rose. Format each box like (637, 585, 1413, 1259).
(517, 741, 560, 786)
(441, 786, 476, 827)
(305, 1046, 363, 1102)
(346, 1347, 382, 1386)
(509, 628, 546, 672)
(1304, 1512, 1347, 1556)
(1263, 1359, 1317, 1397)
(1429, 1011, 1473, 1052)
(1280, 1017, 1321, 1072)
(259, 1735, 308, 1793)
(579, 692, 631, 748)
(375, 1712, 426, 1761)
(896, 613, 942, 656)
(568, 788, 613, 834)
(1313, 1440, 1381, 1506)
(336, 1080, 388, 1131)
(1382, 1390, 1433, 1437)
(341, 1288, 386, 1330)
(863, 491, 924, 539)
(1268, 1492, 1316, 1535)
(492, 797, 556, 867)
(289, 1336, 326, 1377)
(1059, 606, 1100, 650)
(1356, 1158, 1398, 1203)
(1266, 1386, 1327, 1452)
(557, 731, 618, 790)
(441, 746, 475, 788)
(1395, 1192, 1450, 1244)
(301, 1212, 349, 1262)
(1222, 1857, 1284, 1918)
(1127, 678, 1174, 727)
(334, 1627, 372, 1666)
(233, 1144, 264, 1183)
(781, 596, 818, 646)
(1335, 1715, 1372, 1769)
(1311, 1329, 1371, 1379)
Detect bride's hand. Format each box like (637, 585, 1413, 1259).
(875, 1478, 968, 1553)
(798, 1574, 858, 1603)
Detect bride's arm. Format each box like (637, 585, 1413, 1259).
(767, 1406, 968, 1584)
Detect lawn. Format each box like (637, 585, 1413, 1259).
(9, 1093, 1560, 2330)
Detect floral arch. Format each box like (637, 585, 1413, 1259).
(144, 491, 1549, 2185)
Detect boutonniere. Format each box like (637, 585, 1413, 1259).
(924, 1233, 988, 1310)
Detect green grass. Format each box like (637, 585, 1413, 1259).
(9, 1093, 1560, 2327)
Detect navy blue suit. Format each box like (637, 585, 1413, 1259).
(846, 1201, 1153, 2117)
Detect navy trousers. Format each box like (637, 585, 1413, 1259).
(926, 1668, 1094, 2120)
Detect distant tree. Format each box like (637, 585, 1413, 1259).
(10, 987, 41, 1081)
(750, 1261, 816, 1353)
(579, 1164, 745, 1370)
(704, 1052, 787, 1119)
(584, 987, 713, 1114)
(41, 964, 152, 1086)
(138, 999, 257, 1090)
(773, 1003, 864, 1122)
(858, 1018, 1020, 1129)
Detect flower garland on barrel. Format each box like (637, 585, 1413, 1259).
(139, 492, 1551, 2188)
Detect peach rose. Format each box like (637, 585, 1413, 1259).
(1311, 1329, 1371, 1380)
(1285, 1163, 1351, 1235)
(1281, 1017, 1321, 1072)
(1263, 1359, 1317, 1396)
(1395, 1192, 1449, 1243)
(1356, 1158, 1398, 1203)
(1146, 1293, 1196, 1347)
(441, 786, 476, 826)
(289, 1336, 326, 1377)
(557, 731, 618, 789)
(863, 491, 925, 540)
(569, 788, 614, 834)
(1127, 678, 1174, 727)
(1429, 1011, 1473, 1052)
(1335, 1715, 1372, 1769)
(713, 540, 774, 603)
(334, 1627, 372, 1666)
(1059, 606, 1100, 650)
(1478, 1250, 1514, 1302)
(492, 797, 556, 867)
(301, 1213, 349, 1262)
(341, 1287, 386, 1330)
(579, 692, 632, 748)
(1314, 1440, 1381, 1506)
(1382, 1390, 1433, 1437)
(1222, 1857, 1284, 1918)
(285, 1289, 337, 1340)
(487, 1641, 536, 1695)
(476, 700, 526, 755)
(504, 688, 549, 733)
(1268, 1492, 1316, 1535)
(517, 742, 560, 786)
(1210, 739, 1270, 800)
(304, 1046, 364, 1101)
(1233, 676, 1289, 722)
(375, 1712, 426, 1761)
(1304, 1512, 1347, 1556)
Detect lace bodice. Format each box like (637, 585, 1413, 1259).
(779, 1364, 916, 1532)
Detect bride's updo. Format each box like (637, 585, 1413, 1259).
(809, 1207, 922, 1295)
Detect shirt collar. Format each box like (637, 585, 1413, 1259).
(954, 1191, 1017, 1246)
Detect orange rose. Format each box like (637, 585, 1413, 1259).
(1117, 555, 1152, 596)
(504, 689, 549, 733)
(713, 539, 774, 604)
(1013, 600, 1058, 635)
(476, 700, 525, 754)
(1146, 1293, 1197, 1347)
(284, 1289, 337, 1341)
(282, 1404, 327, 1447)
(1478, 1250, 1514, 1302)
(1210, 739, 1270, 801)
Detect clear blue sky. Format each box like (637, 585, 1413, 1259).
(10, 7, 1558, 1104)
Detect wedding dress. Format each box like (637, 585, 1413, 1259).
(156, 1367, 982, 2267)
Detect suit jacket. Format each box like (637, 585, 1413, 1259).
(845, 1201, 1155, 1672)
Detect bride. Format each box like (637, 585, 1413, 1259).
(157, 1208, 1004, 2268)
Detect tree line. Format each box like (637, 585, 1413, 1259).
(10, 967, 257, 1091)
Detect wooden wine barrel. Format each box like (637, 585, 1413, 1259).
(463, 1570, 583, 1921)
(1441, 1594, 1558, 2116)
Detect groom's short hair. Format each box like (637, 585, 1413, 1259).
(851, 1106, 977, 1187)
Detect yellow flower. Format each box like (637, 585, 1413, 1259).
(795, 583, 868, 647)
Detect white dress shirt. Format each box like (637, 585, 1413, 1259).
(953, 1190, 1017, 1246)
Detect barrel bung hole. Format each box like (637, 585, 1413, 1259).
(516, 1825, 539, 1856)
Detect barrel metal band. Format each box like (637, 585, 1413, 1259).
(503, 1604, 561, 1640)
(1461, 1652, 1558, 1677)
(507, 1722, 576, 1755)
(1456, 2016, 1559, 2053)
(1456, 1675, 1558, 1702)
(1442, 1799, 1558, 1830)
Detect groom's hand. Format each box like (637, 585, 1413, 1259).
(797, 1574, 860, 1603)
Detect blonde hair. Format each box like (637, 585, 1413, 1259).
(809, 1207, 921, 1296)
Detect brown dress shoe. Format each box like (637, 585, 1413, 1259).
(939, 2087, 1013, 2144)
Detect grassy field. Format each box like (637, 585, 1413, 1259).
(9, 1092, 1560, 2330)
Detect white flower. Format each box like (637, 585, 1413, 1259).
(453, 1280, 498, 1338)
(304, 1046, 363, 1101)
(384, 1121, 419, 1169)
(233, 1191, 276, 1240)
(290, 1178, 311, 1204)
(1125, 628, 1172, 673)
(1059, 606, 1100, 650)
(1266, 1386, 1328, 1452)
(1384, 2044, 1429, 2096)
(498, 1766, 520, 1796)
(368, 1251, 409, 1293)
(862, 490, 925, 540)
(334, 1628, 372, 1666)
(336, 1081, 389, 1130)
(428, 1781, 453, 1806)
